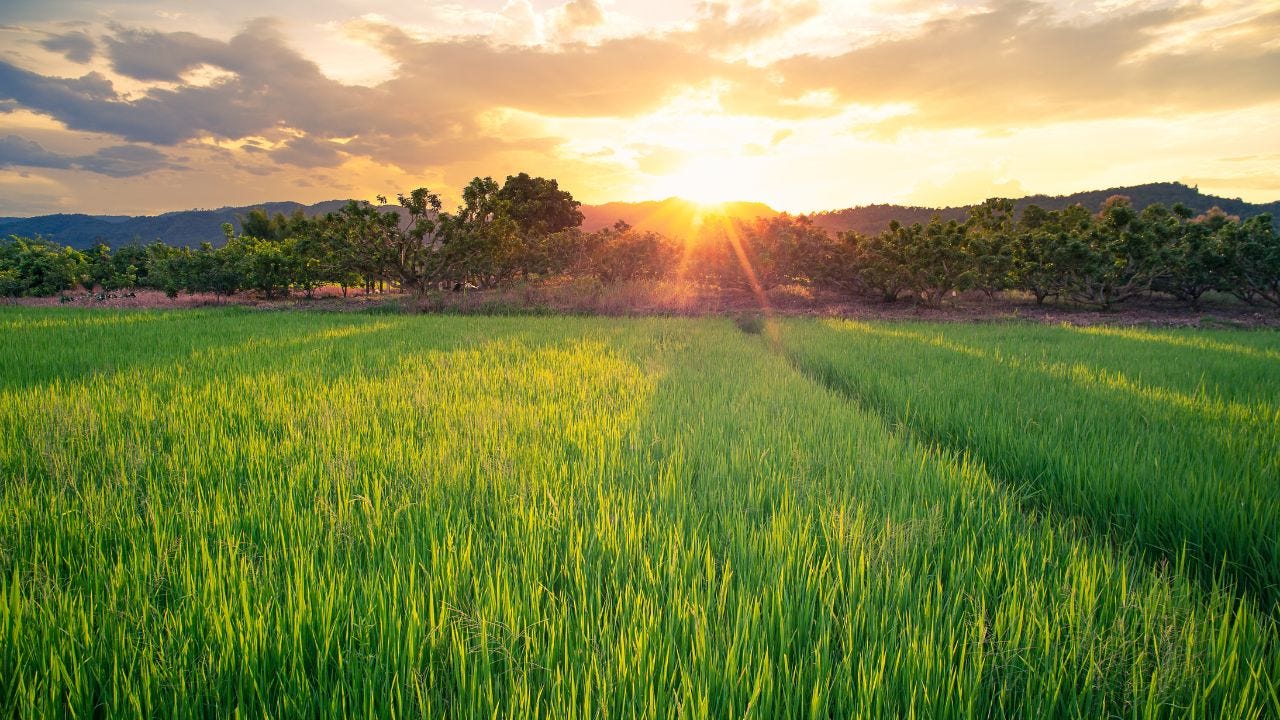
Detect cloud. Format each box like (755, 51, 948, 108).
(0, 1, 1277, 215)
(750, 1, 1280, 131)
(0, 134, 177, 177)
(38, 30, 95, 63)
(345, 132, 561, 173)
(548, 0, 605, 41)
(1182, 171, 1280, 194)
(0, 21, 376, 144)
(369, 26, 752, 118)
(0, 18, 755, 170)
(270, 134, 346, 168)
(104, 27, 231, 82)
(493, 0, 543, 45)
(10, 2, 1269, 160)
(0, 134, 72, 169)
(685, 0, 822, 52)
(78, 143, 178, 176)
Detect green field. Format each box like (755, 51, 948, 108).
(1, 307, 1278, 717)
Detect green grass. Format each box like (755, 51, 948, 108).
(1, 307, 1277, 717)
(779, 319, 1280, 611)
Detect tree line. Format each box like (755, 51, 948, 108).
(2, 176, 1277, 311)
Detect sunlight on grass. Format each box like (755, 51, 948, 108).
(1066, 324, 1280, 362)
(1, 308, 1277, 717)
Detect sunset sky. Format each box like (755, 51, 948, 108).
(0, 0, 1277, 216)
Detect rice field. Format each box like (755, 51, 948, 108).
(1, 307, 1278, 717)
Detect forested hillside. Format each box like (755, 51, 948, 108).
(0, 200, 353, 248)
(8, 182, 1275, 250)
(808, 182, 1280, 235)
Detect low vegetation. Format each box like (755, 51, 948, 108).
(1, 308, 1278, 716)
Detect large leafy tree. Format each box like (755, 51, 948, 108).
(434, 178, 520, 285)
(497, 173, 584, 237)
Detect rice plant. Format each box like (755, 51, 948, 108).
(0, 307, 1276, 717)
(779, 318, 1280, 612)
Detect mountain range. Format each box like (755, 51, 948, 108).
(1, 182, 1274, 249)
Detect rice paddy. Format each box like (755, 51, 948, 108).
(1, 307, 1277, 717)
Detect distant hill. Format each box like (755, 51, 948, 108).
(580, 198, 779, 239)
(807, 182, 1280, 236)
(2, 182, 1275, 248)
(0, 200, 354, 249)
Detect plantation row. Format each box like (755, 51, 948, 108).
(2, 175, 1278, 310)
(781, 320, 1280, 610)
(1, 309, 1278, 717)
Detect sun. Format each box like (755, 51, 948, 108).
(655, 156, 756, 208)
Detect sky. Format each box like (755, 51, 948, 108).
(0, 0, 1277, 216)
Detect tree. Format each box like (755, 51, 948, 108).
(964, 198, 1017, 298)
(140, 242, 190, 297)
(327, 200, 398, 293)
(496, 173, 584, 237)
(1056, 196, 1167, 309)
(0, 267, 20, 298)
(0, 236, 87, 296)
(580, 221, 677, 282)
(1154, 205, 1228, 308)
(434, 178, 520, 286)
(1012, 204, 1071, 304)
(904, 217, 970, 306)
(392, 187, 447, 291)
(239, 208, 309, 242)
(181, 242, 241, 299)
(85, 241, 142, 291)
(1222, 213, 1280, 308)
(306, 212, 364, 296)
(844, 224, 913, 302)
(688, 215, 836, 293)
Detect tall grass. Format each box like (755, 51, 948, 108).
(0, 307, 1276, 717)
(779, 318, 1280, 613)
